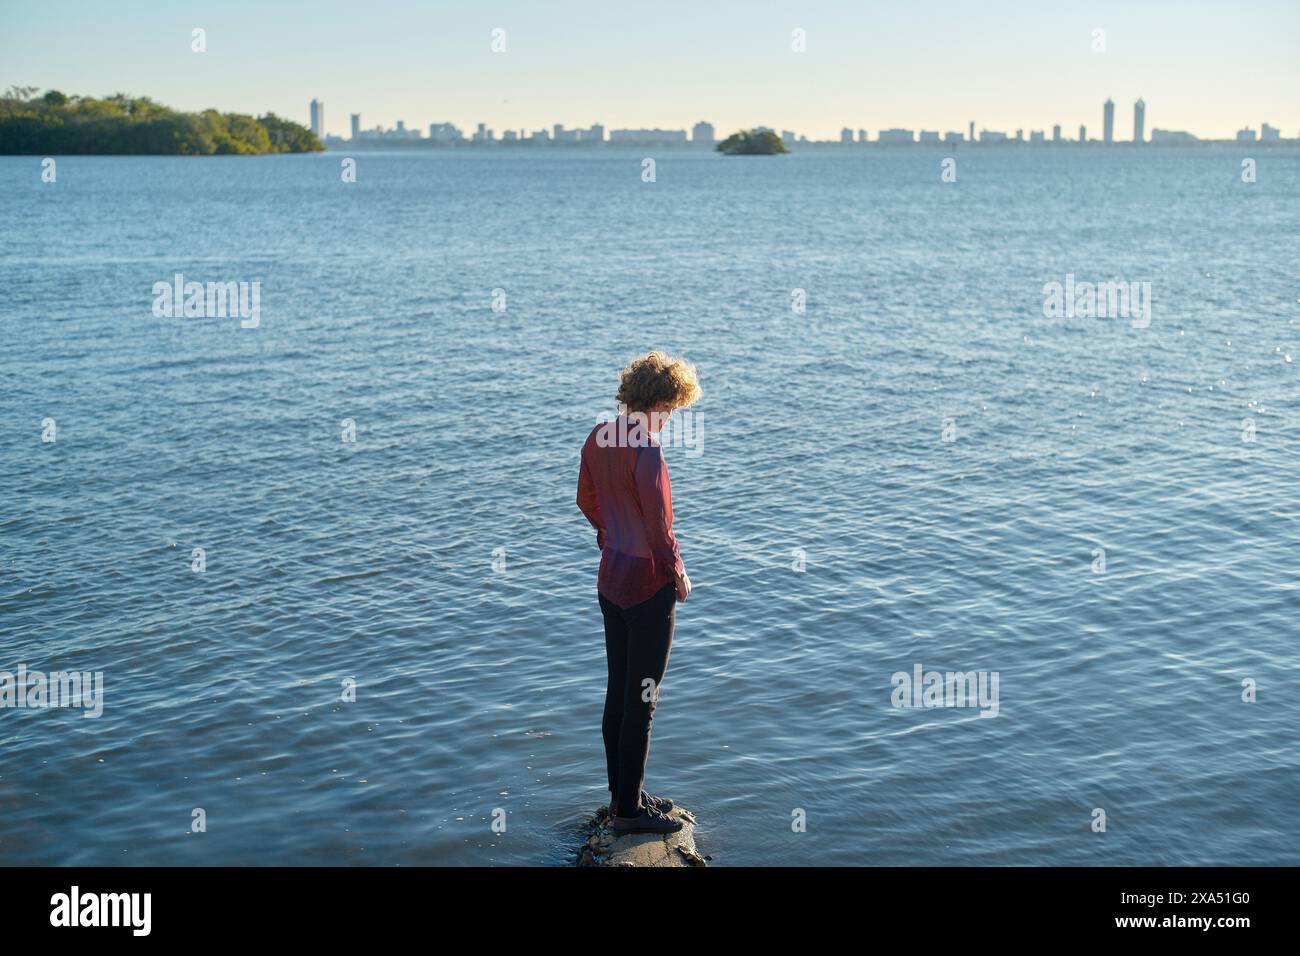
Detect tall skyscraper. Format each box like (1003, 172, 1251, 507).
(350, 113, 360, 139)
(1079, 124, 1087, 142)
(1052, 124, 1062, 142)
(1103, 98, 1114, 144)
(310, 99, 324, 138)
(552, 123, 580, 143)
(429, 122, 461, 143)
(968, 120, 975, 143)
(1133, 98, 1145, 143)
(691, 121, 714, 145)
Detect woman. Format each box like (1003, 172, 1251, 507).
(576, 351, 700, 834)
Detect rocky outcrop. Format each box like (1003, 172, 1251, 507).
(576, 805, 706, 867)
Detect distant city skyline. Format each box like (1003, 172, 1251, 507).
(3, 0, 1298, 140)
(324, 96, 1294, 147)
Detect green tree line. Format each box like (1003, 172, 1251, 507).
(716, 129, 789, 155)
(0, 87, 324, 155)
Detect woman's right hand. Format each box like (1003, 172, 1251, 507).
(673, 568, 692, 602)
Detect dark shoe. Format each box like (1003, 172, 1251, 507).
(609, 790, 675, 818)
(612, 805, 684, 835)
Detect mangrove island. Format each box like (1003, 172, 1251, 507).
(716, 129, 789, 155)
(0, 87, 324, 155)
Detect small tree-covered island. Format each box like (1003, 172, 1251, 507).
(0, 87, 323, 155)
(715, 129, 789, 155)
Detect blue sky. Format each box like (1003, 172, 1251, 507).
(2, 0, 1297, 138)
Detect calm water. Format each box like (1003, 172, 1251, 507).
(2, 147, 1298, 866)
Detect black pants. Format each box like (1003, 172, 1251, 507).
(599, 582, 676, 816)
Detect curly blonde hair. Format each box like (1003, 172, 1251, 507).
(616, 351, 702, 413)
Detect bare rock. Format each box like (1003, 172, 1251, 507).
(577, 805, 703, 867)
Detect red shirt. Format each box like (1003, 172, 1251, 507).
(577, 415, 685, 609)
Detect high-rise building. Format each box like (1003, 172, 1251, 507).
(968, 120, 975, 143)
(877, 128, 914, 143)
(1133, 98, 1145, 143)
(1079, 124, 1087, 142)
(1103, 98, 1114, 144)
(428, 122, 461, 143)
(350, 113, 360, 139)
(1261, 123, 1280, 142)
(310, 99, 324, 138)
(690, 121, 713, 145)
(1052, 124, 1062, 142)
(840, 127, 853, 144)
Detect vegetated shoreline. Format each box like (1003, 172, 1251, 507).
(715, 128, 790, 156)
(0, 86, 323, 156)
